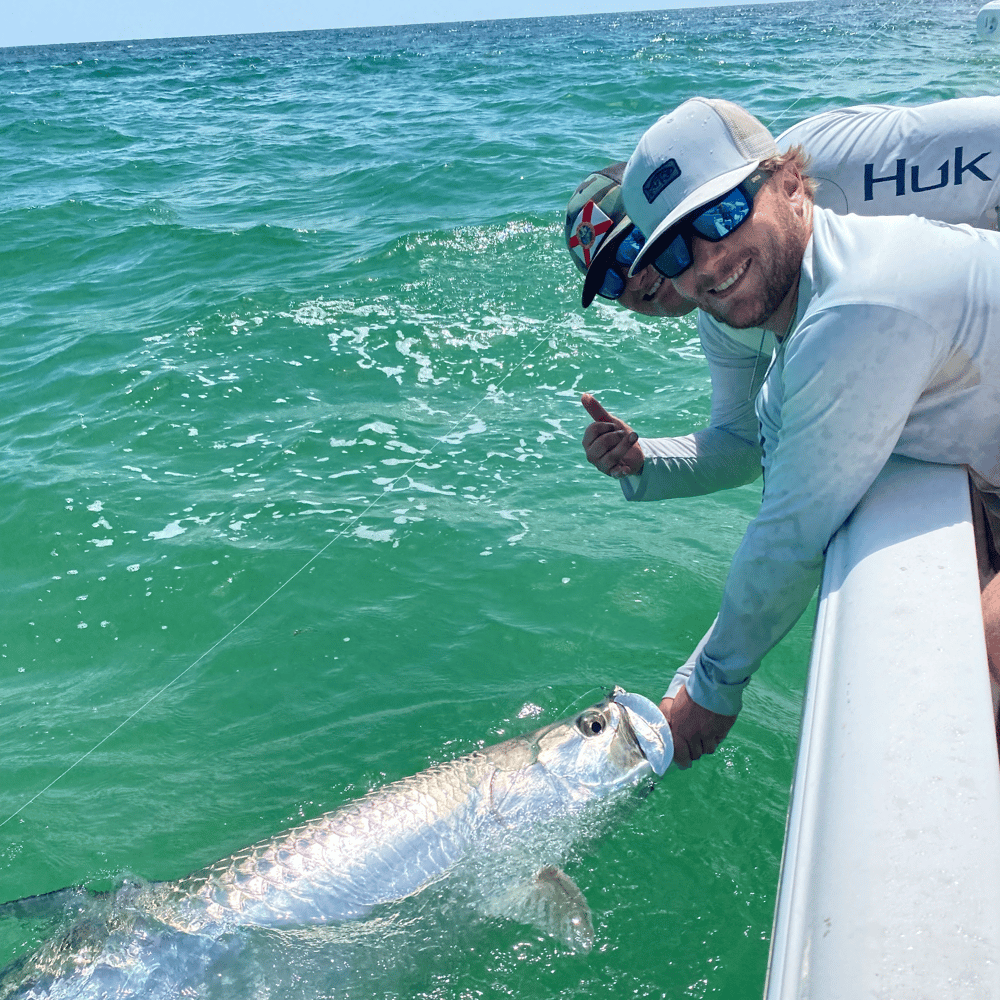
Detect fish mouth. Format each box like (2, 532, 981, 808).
(611, 688, 673, 776)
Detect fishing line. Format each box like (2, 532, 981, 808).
(0, 320, 560, 831)
(556, 686, 607, 719)
(763, 0, 906, 132)
(4, 1, 907, 831)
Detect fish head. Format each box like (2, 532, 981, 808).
(530, 687, 673, 803)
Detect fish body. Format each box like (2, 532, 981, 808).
(164, 685, 671, 933)
(1, 688, 671, 998)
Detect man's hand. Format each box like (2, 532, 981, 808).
(660, 686, 737, 769)
(580, 393, 644, 478)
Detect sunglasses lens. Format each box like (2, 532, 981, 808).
(650, 181, 758, 277)
(597, 266, 627, 300)
(615, 227, 646, 270)
(691, 188, 752, 241)
(652, 231, 691, 278)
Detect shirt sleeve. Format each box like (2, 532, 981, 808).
(688, 304, 947, 715)
(619, 314, 770, 501)
(663, 619, 715, 700)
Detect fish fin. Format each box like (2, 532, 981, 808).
(481, 866, 594, 954)
(0, 885, 96, 922)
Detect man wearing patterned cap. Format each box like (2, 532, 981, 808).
(589, 96, 1000, 768)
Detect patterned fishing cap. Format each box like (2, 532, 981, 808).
(564, 162, 636, 307)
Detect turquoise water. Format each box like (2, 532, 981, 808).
(0, 1, 996, 995)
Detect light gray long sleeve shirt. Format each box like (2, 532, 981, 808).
(688, 208, 1000, 715)
(620, 321, 776, 501)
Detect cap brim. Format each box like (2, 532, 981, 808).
(628, 160, 760, 277)
(581, 216, 635, 307)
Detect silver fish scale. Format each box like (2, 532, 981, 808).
(167, 752, 501, 929)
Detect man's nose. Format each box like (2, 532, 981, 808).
(689, 234, 728, 273)
(628, 264, 657, 291)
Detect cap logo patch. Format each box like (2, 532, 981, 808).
(568, 200, 613, 268)
(643, 159, 681, 204)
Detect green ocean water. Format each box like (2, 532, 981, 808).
(0, 1, 996, 995)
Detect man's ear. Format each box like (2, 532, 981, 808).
(778, 161, 809, 218)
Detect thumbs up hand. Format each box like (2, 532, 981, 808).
(580, 393, 644, 479)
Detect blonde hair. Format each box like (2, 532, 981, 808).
(760, 144, 818, 198)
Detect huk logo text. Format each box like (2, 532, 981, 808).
(865, 146, 993, 200)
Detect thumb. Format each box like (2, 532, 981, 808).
(581, 392, 614, 423)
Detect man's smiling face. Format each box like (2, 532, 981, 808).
(617, 263, 696, 318)
(669, 164, 810, 333)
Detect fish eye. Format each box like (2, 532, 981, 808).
(577, 710, 608, 737)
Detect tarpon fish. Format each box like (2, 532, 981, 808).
(0, 687, 671, 999)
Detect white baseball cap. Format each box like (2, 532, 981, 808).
(622, 98, 778, 276)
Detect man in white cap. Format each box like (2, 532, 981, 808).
(567, 97, 1000, 499)
(612, 97, 1000, 767)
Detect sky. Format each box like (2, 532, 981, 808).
(1, 0, 788, 50)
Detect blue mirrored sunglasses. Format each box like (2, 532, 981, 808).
(648, 170, 768, 279)
(596, 226, 646, 301)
